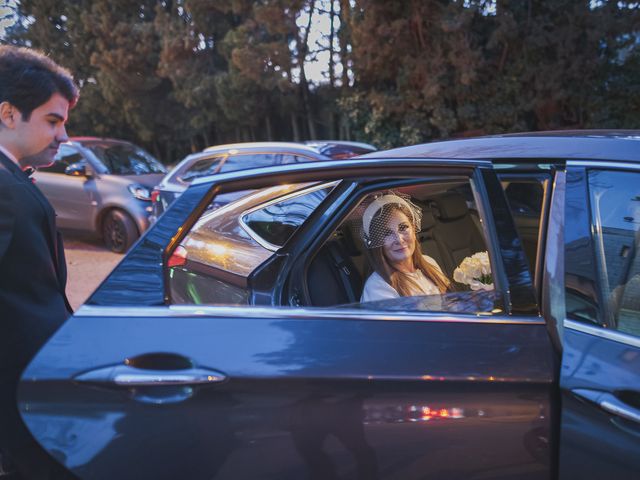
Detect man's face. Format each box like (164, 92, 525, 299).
(10, 92, 70, 164)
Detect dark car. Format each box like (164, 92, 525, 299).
(150, 142, 331, 222)
(33, 137, 167, 253)
(19, 131, 640, 479)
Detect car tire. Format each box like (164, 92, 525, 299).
(102, 209, 138, 254)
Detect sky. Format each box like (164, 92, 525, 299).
(296, 0, 346, 86)
(0, 0, 18, 38)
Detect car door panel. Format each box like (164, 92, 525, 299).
(559, 324, 640, 479)
(35, 171, 97, 230)
(33, 146, 97, 230)
(20, 309, 554, 479)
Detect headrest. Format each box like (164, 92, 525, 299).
(421, 209, 436, 230)
(435, 193, 468, 220)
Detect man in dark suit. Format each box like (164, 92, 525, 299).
(0, 45, 79, 479)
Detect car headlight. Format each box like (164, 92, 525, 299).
(128, 184, 151, 201)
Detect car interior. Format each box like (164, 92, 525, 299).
(169, 176, 546, 310)
(303, 180, 490, 307)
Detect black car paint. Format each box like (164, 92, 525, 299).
(19, 311, 554, 479)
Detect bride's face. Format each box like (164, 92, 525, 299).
(381, 209, 415, 266)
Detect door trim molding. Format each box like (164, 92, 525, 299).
(76, 305, 545, 325)
(565, 319, 640, 348)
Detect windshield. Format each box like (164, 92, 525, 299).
(85, 143, 166, 175)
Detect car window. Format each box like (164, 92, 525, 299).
(500, 178, 547, 274)
(219, 153, 282, 173)
(180, 155, 225, 183)
(281, 154, 316, 164)
(38, 146, 84, 174)
(241, 185, 332, 248)
(168, 183, 330, 305)
(167, 176, 505, 314)
(589, 169, 640, 337)
(305, 178, 503, 314)
(85, 143, 166, 175)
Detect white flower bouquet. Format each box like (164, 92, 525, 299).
(453, 251, 494, 291)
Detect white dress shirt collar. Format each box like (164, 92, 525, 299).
(0, 143, 19, 166)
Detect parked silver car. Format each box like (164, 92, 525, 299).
(33, 137, 167, 253)
(150, 142, 333, 222)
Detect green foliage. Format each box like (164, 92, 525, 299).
(344, 0, 640, 145)
(4, 0, 639, 158)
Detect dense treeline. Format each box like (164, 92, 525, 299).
(3, 0, 639, 162)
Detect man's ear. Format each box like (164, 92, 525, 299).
(0, 101, 17, 128)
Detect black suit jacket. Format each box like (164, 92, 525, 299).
(0, 152, 72, 384)
(0, 151, 74, 477)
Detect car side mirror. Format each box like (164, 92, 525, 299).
(65, 162, 93, 178)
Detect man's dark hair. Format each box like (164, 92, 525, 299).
(0, 45, 79, 120)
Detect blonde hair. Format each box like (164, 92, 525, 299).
(365, 203, 450, 296)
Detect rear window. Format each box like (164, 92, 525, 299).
(181, 156, 225, 182)
(219, 154, 282, 173)
(180, 153, 285, 183)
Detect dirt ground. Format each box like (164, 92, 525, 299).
(62, 232, 122, 311)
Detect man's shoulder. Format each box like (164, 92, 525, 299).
(0, 166, 20, 187)
(0, 155, 24, 187)
(0, 164, 15, 183)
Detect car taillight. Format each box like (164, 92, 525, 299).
(150, 189, 160, 203)
(167, 245, 187, 268)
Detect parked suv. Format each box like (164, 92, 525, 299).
(33, 137, 166, 253)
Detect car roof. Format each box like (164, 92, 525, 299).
(67, 136, 136, 146)
(361, 130, 640, 163)
(159, 142, 332, 189)
(203, 141, 328, 157)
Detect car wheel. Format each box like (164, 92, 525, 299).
(102, 210, 138, 254)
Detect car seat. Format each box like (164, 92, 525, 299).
(306, 236, 363, 307)
(417, 207, 447, 273)
(430, 192, 486, 277)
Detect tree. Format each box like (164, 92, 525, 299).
(342, 0, 640, 148)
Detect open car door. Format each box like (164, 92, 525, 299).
(19, 159, 557, 479)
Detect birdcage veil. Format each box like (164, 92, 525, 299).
(358, 191, 422, 249)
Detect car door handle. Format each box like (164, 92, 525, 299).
(74, 364, 227, 387)
(573, 389, 640, 424)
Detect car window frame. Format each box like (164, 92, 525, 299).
(266, 168, 533, 316)
(85, 158, 535, 315)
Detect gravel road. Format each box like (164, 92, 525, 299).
(62, 232, 122, 311)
